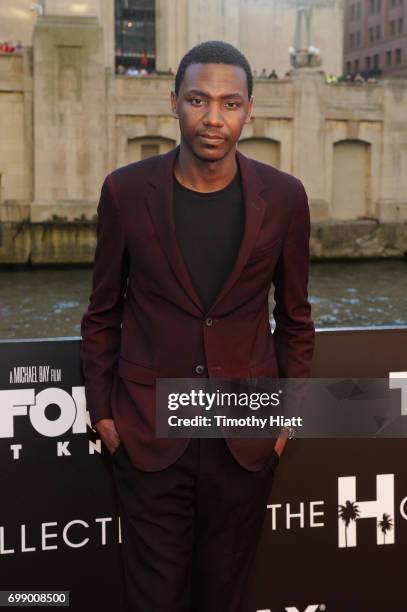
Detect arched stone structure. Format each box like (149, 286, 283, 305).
(127, 136, 176, 163)
(238, 137, 281, 169)
(331, 139, 371, 220)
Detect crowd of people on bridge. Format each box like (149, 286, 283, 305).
(115, 61, 380, 86)
(1, 39, 380, 86)
(0, 40, 23, 54)
(325, 71, 379, 84)
(115, 63, 294, 80)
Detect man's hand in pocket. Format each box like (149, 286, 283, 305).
(95, 418, 121, 455)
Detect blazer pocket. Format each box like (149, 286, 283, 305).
(117, 357, 158, 385)
(249, 355, 278, 378)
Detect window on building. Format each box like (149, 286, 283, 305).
(356, 31, 361, 46)
(376, 0, 381, 12)
(350, 4, 355, 19)
(365, 56, 371, 69)
(369, 26, 374, 42)
(386, 50, 392, 65)
(373, 54, 380, 69)
(356, 1, 361, 18)
(350, 33, 355, 48)
(369, 0, 374, 13)
(390, 0, 396, 7)
(398, 17, 403, 33)
(390, 20, 396, 35)
(115, 0, 156, 72)
(354, 59, 360, 71)
(376, 24, 381, 39)
(396, 48, 402, 63)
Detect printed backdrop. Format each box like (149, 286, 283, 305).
(1, 328, 407, 612)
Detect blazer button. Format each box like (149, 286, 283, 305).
(195, 364, 206, 375)
(205, 317, 213, 327)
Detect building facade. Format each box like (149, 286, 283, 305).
(343, 0, 407, 77)
(0, 4, 407, 263)
(1, 0, 345, 77)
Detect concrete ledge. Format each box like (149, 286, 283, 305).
(0, 222, 96, 265)
(311, 220, 407, 258)
(1, 219, 407, 265)
(30, 203, 97, 223)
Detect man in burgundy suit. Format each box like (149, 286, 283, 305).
(81, 41, 315, 612)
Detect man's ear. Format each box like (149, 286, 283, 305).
(170, 91, 179, 118)
(244, 96, 254, 124)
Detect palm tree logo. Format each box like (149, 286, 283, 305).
(338, 500, 360, 547)
(378, 513, 393, 544)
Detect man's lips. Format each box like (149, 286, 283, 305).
(198, 133, 225, 144)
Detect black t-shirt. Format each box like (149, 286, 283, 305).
(173, 168, 244, 312)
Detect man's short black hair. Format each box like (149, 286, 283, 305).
(175, 40, 253, 99)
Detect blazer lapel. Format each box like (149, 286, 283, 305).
(145, 146, 205, 313)
(145, 146, 267, 315)
(207, 149, 267, 313)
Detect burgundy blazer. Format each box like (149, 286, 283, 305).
(80, 146, 315, 471)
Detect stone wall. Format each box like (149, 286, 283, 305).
(0, 14, 407, 264)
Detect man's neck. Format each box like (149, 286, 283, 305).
(174, 143, 237, 193)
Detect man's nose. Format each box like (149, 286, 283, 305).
(202, 103, 224, 126)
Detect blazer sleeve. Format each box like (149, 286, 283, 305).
(271, 180, 315, 379)
(80, 174, 129, 428)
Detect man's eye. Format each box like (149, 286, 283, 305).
(225, 102, 240, 109)
(191, 98, 205, 105)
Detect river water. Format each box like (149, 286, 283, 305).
(0, 260, 406, 340)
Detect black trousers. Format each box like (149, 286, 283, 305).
(111, 438, 278, 612)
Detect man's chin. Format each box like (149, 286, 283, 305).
(192, 144, 231, 163)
